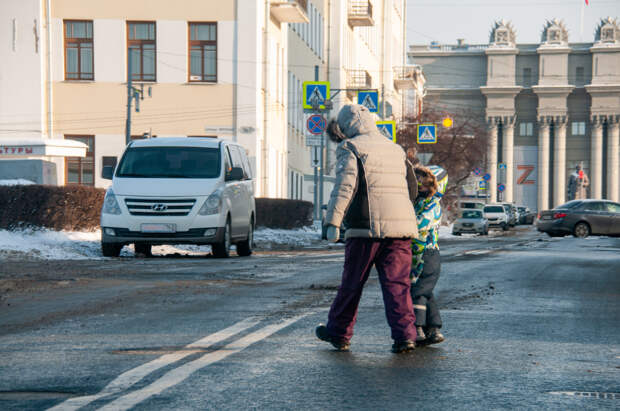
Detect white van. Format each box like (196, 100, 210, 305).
(100, 137, 255, 258)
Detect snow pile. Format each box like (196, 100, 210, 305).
(254, 226, 321, 249)
(0, 179, 35, 186)
(0, 226, 323, 260)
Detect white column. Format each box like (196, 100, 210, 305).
(487, 119, 498, 203)
(503, 118, 515, 203)
(553, 117, 567, 207)
(608, 118, 620, 202)
(537, 118, 550, 211)
(590, 117, 604, 199)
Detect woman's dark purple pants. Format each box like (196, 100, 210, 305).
(326, 237, 417, 343)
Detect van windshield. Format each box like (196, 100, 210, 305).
(116, 147, 221, 178)
(484, 206, 504, 213)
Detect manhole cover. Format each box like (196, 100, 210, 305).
(0, 391, 77, 400)
(549, 391, 620, 400)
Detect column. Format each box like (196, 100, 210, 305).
(537, 117, 550, 211)
(590, 116, 604, 199)
(487, 119, 498, 203)
(553, 117, 567, 207)
(608, 117, 620, 202)
(502, 117, 515, 203)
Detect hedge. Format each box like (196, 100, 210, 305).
(0, 185, 313, 231)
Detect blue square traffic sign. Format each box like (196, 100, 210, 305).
(357, 91, 379, 113)
(303, 81, 330, 110)
(417, 124, 437, 144)
(376, 121, 396, 142)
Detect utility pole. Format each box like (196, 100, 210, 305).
(125, 48, 151, 145)
(125, 48, 133, 145)
(317, 65, 325, 221)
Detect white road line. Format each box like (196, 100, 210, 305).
(99, 314, 309, 411)
(48, 318, 259, 411)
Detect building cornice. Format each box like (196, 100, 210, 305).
(585, 84, 620, 94)
(485, 47, 518, 56)
(480, 86, 522, 96)
(589, 44, 620, 53)
(536, 46, 572, 54)
(532, 85, 575, 96)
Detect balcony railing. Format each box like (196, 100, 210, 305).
(348, 1, 374, 27)
(271, 0, 309, 23)
(346, 69, 373, 89)
(393, 65, 426, 91)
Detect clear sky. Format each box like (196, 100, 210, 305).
(406, 0, 620, 46)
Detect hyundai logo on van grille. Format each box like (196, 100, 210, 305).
(124, 198, 196, 216)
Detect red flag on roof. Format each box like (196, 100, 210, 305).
(585, 0, 589, 4)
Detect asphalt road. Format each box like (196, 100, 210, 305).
(0, 226, 619, 410)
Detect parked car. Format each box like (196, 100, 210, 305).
(517, 206, 535, 225)
(100, 137, 255, 258)
(483, 204, 510, 231)
(499, 203, 518, 227)
(459, 201, 486, 210)
(536, 199, 620, 238)
(452, 209, 489, 235)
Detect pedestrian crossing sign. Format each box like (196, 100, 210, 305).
(376, 120, 396, 143)
(357, 91, 379, 113)
(417, 124, 437, 144)
(303, 81, 330, 110)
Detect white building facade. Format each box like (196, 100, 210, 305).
(409, 18, 620, 211)
(286, 0, 423, 204)
(1, 0, 423, 204)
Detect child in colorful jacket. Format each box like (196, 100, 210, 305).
(410, 165, 448, 345)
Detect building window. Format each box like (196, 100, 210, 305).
(127, 21, 156, 82)
(520, 122, 533, 136)
(522, 67, 532, 87)
(65, 135, 94, 186)
(64, 20, 93, 80)
(575, 66, 584, 84)
(188, 22, 217, 82)
(102, 156, 118, 172)
(572, 121, 586, 136)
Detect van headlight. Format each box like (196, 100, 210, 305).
(102, 189, 121, 215)
(199, 189, 222, 215)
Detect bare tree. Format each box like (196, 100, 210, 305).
(397, 103, 488, 220)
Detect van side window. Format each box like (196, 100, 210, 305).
(239, 148, 253, 179)
(224, 146, 232, 178)
(228, 146, 248, 179)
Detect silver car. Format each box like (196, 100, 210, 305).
(452, 209, 489, 235)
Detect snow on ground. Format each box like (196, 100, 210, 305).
(0, 224, 472, 260)
(0, 226, 324, 260)
(0, 179, 35, 186)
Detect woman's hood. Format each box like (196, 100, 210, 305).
(337, 104, 377, 138)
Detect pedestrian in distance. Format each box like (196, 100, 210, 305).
(409, 165, 448, 346)
(315, 104, 420, 354)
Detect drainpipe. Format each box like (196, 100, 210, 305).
(402, 0, 406, 119)
(380, 0, 386, 119)
(45, 0, 53, 139)
(325, 0, 331, 177)
(262, 0, 270, 197)
(232, 0, 238, 142)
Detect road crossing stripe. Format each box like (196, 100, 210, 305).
(99, 314, 309, 411)
(47, 318, 259, 411)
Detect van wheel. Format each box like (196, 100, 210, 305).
(134, 243, 152, 256)
(502, 223, 509, 231)
(213, 219, 232, 258)
(102, 242, 122, 257)
(236, 220, 254, 257)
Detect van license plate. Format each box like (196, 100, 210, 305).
(141, 223, 176, 233)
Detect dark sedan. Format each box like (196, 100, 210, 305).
(536, 199, 620, 238)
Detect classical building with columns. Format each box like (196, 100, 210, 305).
(408, 17, 620, 211)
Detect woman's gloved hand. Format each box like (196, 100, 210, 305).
(326, 225, 340, 242)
